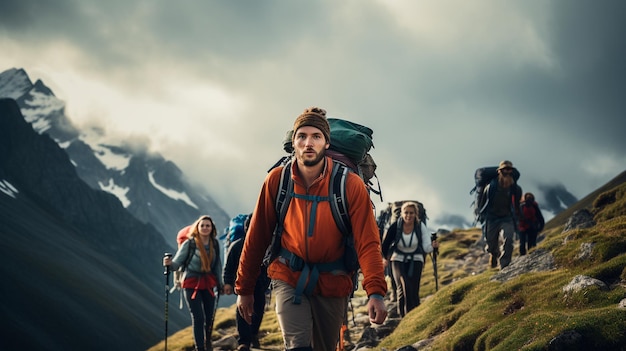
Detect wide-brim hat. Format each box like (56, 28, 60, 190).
(498, 160, 513, 170)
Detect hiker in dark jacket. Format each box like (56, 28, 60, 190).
(223, 214, 270, 351)
(518, 192, 545, 255)
(478, 160, 522, 269)
(381, 202, 437, 317)
(164, 215, 223, 351)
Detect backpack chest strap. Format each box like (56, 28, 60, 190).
(291, 193, 330, 237)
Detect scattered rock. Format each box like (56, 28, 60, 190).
(491, 249, 555, 283)
(547, 330, 583, 351)
(355, 326, 379, 348)
(563, 209, 596, 233)
(574, 242, 595, 261)
(213, 335, 238, 350)
(412, 337, 435, 350)
(562, 275, 608, 294)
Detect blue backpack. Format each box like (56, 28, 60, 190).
(220, 213, 250, 251)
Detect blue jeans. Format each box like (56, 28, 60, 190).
(184, 288, 216, 351)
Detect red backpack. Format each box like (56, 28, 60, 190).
(519, 201, 544, 232)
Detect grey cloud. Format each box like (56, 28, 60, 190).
(433, 213, 473, 231)
(2, 0, 624, 219)
(537, 182, 579, 215)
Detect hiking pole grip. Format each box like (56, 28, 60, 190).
(164, 253, 173, 275)
(430, 233, 439, 256)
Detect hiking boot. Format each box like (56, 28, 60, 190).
(490, 255, 498, 268)
(251, 335, 261, 348)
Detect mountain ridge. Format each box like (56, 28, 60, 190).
(0, 97, 191, 350)
(0, 67, 230, 247)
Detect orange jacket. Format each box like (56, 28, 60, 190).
(235, 156, 387, 298)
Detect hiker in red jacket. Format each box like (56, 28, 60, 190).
(235, 107, 387, 351)
(518, 192, 545, 255)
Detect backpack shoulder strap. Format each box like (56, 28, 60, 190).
(415, 221, 424, 252)
(263, 162, 294, 266)
(395, 218, 403, 242)
(182, 238, 196, 271)
(275, 161, 293, 225)
(328, 161, 351, 236)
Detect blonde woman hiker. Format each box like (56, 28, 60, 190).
(163, 215, 223, 351)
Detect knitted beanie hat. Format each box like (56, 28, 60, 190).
(292, 107, 331, 143)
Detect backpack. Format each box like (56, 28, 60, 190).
(275, 117, 382, 201)
(376, 200, 427, 235)
(173, 225, 192, 289)
(326, 118, 374, 167)
(519, 201, 544, 232)
(176, 225, 191, 246)
(219, 213, 250, 252)
(172, 226, 197, 308)
(470, 166, 520, 225)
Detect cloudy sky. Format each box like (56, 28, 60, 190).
(1, 0, 624, 230)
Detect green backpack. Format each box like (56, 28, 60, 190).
(275, 117, 381, 199)
(326, 118, 374, 166)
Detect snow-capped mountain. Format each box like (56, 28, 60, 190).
(0, 68, 230, 246)
(0, 97, 191, 350)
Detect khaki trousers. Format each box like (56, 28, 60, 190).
(273, 279, 347, 351)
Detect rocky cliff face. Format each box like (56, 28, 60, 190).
(0, 98, 190, 350)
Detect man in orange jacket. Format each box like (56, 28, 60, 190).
(235, 107, 387, 351)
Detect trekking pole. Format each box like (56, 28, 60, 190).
(164, 253, 173, 351)
(430, 233, 439, 291)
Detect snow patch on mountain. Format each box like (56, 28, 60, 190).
(99, 178, 131, 207)
(0, 179, 19, 198)
(22, 91, 65, 133)
(93, 145, 131, 171)
(148, 171, 198, 209)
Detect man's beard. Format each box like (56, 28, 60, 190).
(499, 174, 514, 188)
(301, 149, 325, 167)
